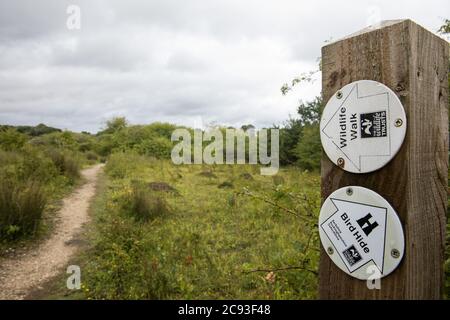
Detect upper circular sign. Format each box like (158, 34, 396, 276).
(320, 80, 407, 173)
(318, 186, 405, 280)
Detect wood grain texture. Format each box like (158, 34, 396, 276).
(319, 20, 448, 300)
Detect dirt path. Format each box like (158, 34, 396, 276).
(0, 164, 104, 300)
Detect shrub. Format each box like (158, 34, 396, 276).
(0, 179, 47, 240)
(295, 124, 321, 171)
(106, 152, 150, 179)
(126, 182, 170, 222)
(95, 133, 117, 157)
(0, 148, 58, 185)
(135, 136, 173, 159)
(45, 148, 80, 181)
(0, 128, 28, 151)
(86, 151, 99, 161)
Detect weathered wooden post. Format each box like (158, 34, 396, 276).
(319, 20, 448, 299)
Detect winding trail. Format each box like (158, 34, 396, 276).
(0, 164, 104, 300)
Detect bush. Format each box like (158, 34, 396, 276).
(0, 134, 82, 242)
(0, 179, 47, 240)
(0, 128, 28, 151)
(86, 151, 99, 161)
(106, 152, 151, 179)
(127, 183, 170, 222)
(135, 136, 173, 159)
(0, 148, 58, 185)
(295, 124, 321, 171)
(45, 148, 80, 181)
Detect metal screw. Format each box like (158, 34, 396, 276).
(327, 247, 334, 255)
(394, 118, 403, 127)
(336, 91, 343, 99)
(346, 188, 353, 196)
(337, 158, 345, 168)
(391, 249, 400, 259)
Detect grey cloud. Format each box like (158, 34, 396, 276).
(0, 0, 448, 132)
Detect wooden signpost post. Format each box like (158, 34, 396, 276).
(319, 20, 448, 299)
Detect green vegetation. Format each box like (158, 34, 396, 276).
(0, 123, 61, 137)
(277, 97, 322, 169)
(79, 154, 320, 299)
(2, 18, 449, 297)
(0, 126, 96, 242)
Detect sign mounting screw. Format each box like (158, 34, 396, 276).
(394, 118, 403, 127)
(337, 158, 345, 168)
(327, 247, 334, 255)
(346, 188, 353, 196)
(391, 249, 400, 259)
(336, 91, 343, 99)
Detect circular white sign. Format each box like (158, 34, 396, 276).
(320, 80, 407, 173)
(318, 186, 404, 280)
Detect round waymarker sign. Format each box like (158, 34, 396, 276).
(318, 186, 404, 280)
(320, 80, 407, 173)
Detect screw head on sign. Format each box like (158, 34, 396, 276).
(395, 118, 403, 127)
(327, 247, 334, 255)
(391, 249, 400, 259)
(336, 91, 343, 99)
(337, 158, 345, 168)
(346, 188, 353, 196)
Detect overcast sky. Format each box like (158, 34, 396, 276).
(0, 0, 448, 132)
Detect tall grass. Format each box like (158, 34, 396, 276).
(45, 148, 80, 181)
(128, 183, 170, 222)
(0, 179, 47, 240)
(0, 146, 81, 242)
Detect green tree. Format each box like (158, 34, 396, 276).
(295, 124, 321, 171)
(100, 117, 128, 135)
(277, 117, 303, 165)
(297, 97, 322, 125)
(295, 97, 323, 170)
(438, 19, 450, 34)
(277, 97, 323, 167)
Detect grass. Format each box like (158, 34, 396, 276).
(0, 179, 46, 240)
(126, 181, 171, 222)
(77, 153, 321, 300)
(45, 148, 81, 181)
(12, 155, 450, 300)
(0, 147, 84, 250)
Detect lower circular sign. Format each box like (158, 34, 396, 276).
(318, 186, 404, 280)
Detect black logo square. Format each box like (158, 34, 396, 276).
(342, 245, 362, 266)
(360, 111, 387, 138)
